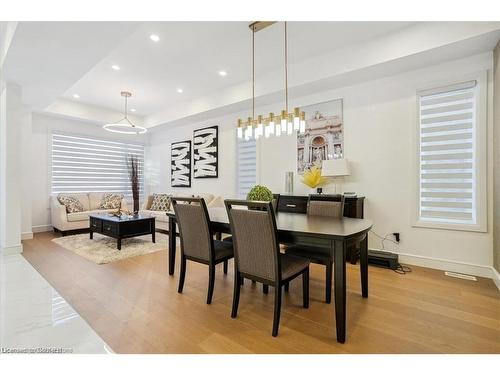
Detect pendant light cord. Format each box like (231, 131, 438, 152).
(284, 21, 288, 113)
(252, 24, 255, 121)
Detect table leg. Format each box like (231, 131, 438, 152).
(360, 234, 368, 298)
(117, 238, 121, 251)
(151, 220, 156, 243)
(89, 230, 93, 240)
(168, 217, 176, 275)
(333, 239, 347, 343)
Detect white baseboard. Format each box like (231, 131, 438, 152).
(1, 243, 23, 255)
(32, 224, 52, 233)
(398, 251, 496, 280)
(492, 267, 500, 291)
(21, 232, 33, 240)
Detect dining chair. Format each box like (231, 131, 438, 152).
(284, 194, 345, 303)
(225, 199, 310, 337)
(172, 197, 234, 304)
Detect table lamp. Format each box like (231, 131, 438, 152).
(321, 159, 350, 193)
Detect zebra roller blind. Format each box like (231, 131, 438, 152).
(51, 133, 144, 197)
(418, 81, 477, 225)
(236, 138, 257, 198)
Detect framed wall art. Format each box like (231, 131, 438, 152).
(171, 140, 191, 187)
(193, 125, 218, 178)
(297, 98, 343, 174)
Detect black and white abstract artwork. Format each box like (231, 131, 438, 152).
(193, 125, 218, 178)
(171, 140, 191, 187)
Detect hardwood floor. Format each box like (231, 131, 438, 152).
(21, 232, 500, 354)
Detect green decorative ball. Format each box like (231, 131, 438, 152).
(246, 185, 273, 202)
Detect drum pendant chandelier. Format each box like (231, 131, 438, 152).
(103, 91, 147, 135)
(237, 21, 305, 141)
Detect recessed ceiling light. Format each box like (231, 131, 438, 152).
(219, 70, 227, 76)
(72, 94, 80, 99)
(111, 65, 121, 71)
(177, 88, 183, 93)
(130, 108, 136, 112)
(150, 34, 160, 42)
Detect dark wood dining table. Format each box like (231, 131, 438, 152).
(166, 207, 373, 343)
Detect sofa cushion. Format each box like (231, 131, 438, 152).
(66, 209, 117, 222)
(57, 194, 85, 213)
(150, 193, 172, 211)
(89, 192, 104, 210)
(98, 193, 123, 209)
(140, 210, 169, 222)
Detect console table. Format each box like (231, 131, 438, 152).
(277, 194, 365, 264)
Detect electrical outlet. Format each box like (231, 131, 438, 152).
(392, 232, 400, 242)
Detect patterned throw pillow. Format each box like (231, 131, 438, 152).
(150, 194, 171, 211)
(57, 194, 84, 214)
(98, 193, 123, 209)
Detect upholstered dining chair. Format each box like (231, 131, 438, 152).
(172, 197, 234, 304)
(225, 199, 310, 337)
(284, 194, 345, 304)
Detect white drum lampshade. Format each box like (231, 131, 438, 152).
(321, 159, 350, 177)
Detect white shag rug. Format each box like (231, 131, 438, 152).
(52, 232, 167, 264)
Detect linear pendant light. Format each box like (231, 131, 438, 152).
(103, 91, 147, 135)
(237, 21, 305, 140)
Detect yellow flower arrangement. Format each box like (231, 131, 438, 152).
(301, 166, 327, 188)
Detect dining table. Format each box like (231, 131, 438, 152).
(166, 207, 373, 343)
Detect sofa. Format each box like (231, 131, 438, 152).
(140, 193, 224, 232)
(51, 192, 128, 235)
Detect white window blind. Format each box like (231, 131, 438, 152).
(236, 138, 257, 198)
(418, 81, 477, 225)
(51, 133, 144, 197)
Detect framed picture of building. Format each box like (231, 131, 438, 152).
(171, 140, 191, 187)
(297, 98, 343, 174)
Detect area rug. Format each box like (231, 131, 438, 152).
(52, 232, 167, 265)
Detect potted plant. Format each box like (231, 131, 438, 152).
(247, 185, 274, 202)
(301, 166, 327, 194)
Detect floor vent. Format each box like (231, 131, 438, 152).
(444, 271, 477, 281)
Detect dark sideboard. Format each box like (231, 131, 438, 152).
(277, 194, 365, 264)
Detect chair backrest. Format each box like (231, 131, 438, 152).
(307, 194, 345, 218)
(272, 193, 280, 213)
(224, 200, 281, 283)
(172, 197, 213, 262)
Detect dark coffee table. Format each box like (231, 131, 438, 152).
(89, 214, 155, 250)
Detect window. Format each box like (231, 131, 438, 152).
(416, 79, 486, 231)
(236, 138, 257, 198)
(51, 133, 144, 198)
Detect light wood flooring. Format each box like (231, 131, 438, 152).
(21, 232, 500, 354)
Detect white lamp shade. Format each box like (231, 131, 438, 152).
(321, 158, 350, 177)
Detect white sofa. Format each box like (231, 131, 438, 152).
(51, 192, 128, 235)
(140, 193, 224, 232)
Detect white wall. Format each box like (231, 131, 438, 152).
(29, 112, 148, 232)
(147, 52, 495, 277)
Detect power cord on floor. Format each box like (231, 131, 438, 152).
(369, 229, 412, 275)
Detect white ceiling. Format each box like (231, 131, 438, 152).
(60, 22, 414, 116)
(3, 21, 500, 126)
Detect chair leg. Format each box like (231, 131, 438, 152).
(302, 268, 309, 308)
(263, 284, 269, 294)
(178, 255, 186, 293)
(272, 285, 282, 337)
(284, 282, 290, 292)
(326, 261, 333, 304)
(223, 259, 228, 274)
(207, 264, 216, 304)
(231, 270, 241, 318)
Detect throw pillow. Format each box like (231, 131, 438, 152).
(98, 193, 123, 209)
(150, 193, 171, 211)
(57, 194, 84, 214)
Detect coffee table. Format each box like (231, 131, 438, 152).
(89, 214, 155, 250)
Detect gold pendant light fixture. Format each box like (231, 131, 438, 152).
(237, 21, 305, 141)
(103, 91, 147, 135)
